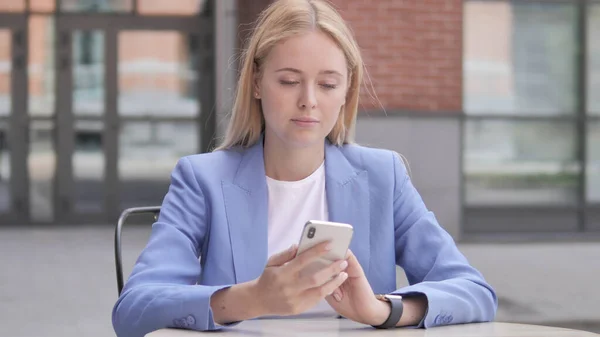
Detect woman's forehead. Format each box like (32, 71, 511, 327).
(264, 31, 348, 76)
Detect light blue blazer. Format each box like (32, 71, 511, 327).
(112, 139, 497, 337)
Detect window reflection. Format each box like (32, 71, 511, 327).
(61, 0, 132, 12)
(0, 30, 11, 214)
(118, 31, 199, 118)
(588, 122, 600, 203)
(73, 30, 104, 117)
(137, 0, 207, 16)
(588, 3, 600, 115)
(0, 30, 11, 117)
(0, 121, 10, 213)
(29, 15, 55, 117)
(73, 120, 105, 213)
(119, 122, 197, 210)
(28, 120, 55, 222)
(29, 0, 55, 12)
(0, 0, 25, 12)
(464, 2, 578, 115)
(464, 120, 579, 206)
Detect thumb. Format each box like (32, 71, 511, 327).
(344, 249, 365, 278)
(267, 244, 297, 267)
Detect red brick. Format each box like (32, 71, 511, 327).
(237, 0, 463, 113)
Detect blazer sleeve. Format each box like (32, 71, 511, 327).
(389, 152, 498, 328)
(112, 157, 236, 337)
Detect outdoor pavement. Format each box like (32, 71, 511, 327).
(1, 225, 599, 337)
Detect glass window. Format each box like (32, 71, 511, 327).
(119, 121, 197, 210)
(138, 0, 206, 16)
(0, 30, 11, 118)
(29, 16, 55, 117)
(30, 0, 55, 12)
(0, 120, 10, 214)
(464, 120, 579, 206)
(61, 0, 132, 12)
(28, 120, 56, 222)
(0, 31, 12, 214)
(71, 30, 106, 214)
(588, 3, 600, 115)
(118, 31, 199, 118)
(588, 122, 600, 203)
(117, 30, 200, 211)
(0, 30, 10, 214)
(73, 30, 105, 117)
(0, 0, 25, 12)
(464, 1, 578, 115)
(73, 120, 105, 213)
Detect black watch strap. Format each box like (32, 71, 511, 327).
(372, 294, 403, 329)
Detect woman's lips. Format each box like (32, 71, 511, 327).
(291, 117, 320, 127)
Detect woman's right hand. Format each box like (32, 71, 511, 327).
(250, 241, 349, 316)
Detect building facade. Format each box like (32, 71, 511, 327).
(0, 0, 598, 240)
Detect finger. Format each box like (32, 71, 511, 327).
(267, 244, 298, 267)
(285, 241, 332, 273)
(300, 259, 348, 291)
(309, 271, 348, 299)
(331, 288, 343, 302)
(344, 249, 366, 278)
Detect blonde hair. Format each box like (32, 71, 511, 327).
(215, 0, 364, 150)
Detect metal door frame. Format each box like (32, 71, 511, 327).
(0, 14, 28, 225)
(55, 14, 214, 224)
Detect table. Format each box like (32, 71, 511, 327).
(146, 318, 598, 336)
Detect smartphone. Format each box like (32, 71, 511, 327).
(295, 220, 354, 277)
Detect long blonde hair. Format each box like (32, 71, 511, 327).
(215, 0, 364, 150)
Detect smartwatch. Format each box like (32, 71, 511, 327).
(372, 294, 403, 329)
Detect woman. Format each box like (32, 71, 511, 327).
(112, 1, 497, 336)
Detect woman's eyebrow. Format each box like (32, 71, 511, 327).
(275, 67, 303, 73)
(275, 67, 343, 77)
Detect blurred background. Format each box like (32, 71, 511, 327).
(0, 0, 598, 336)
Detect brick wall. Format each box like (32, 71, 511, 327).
(331, 1, 463, 112)
(237, 0, 273, 49)
(237, 0, 463, 113)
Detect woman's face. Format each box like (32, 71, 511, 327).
(256, 30, 348, 149)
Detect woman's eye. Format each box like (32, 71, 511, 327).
(320, 84, 337, 89)
(280, 80, 299, 85)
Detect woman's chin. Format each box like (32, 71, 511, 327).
(284, 131, 327, 148)
(265, 127, 329, 149)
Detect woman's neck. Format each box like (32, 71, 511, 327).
(263, 134, 325, 182)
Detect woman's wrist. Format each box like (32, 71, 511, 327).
(398, 295, 428, 327)
(244, 279, 269, 317)
(210, 280, 265, 325)
(365, 298, 392, 326)
(365, 294, 428, 327)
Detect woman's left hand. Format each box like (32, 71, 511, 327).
(325, 250, 391, 326)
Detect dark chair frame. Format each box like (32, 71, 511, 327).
(114, 206, 161, 296)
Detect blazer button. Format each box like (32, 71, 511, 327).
(434, 313, 452, 325)
(186, 315, 196, 327)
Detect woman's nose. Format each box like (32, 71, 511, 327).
(298, 85, 317, 109)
